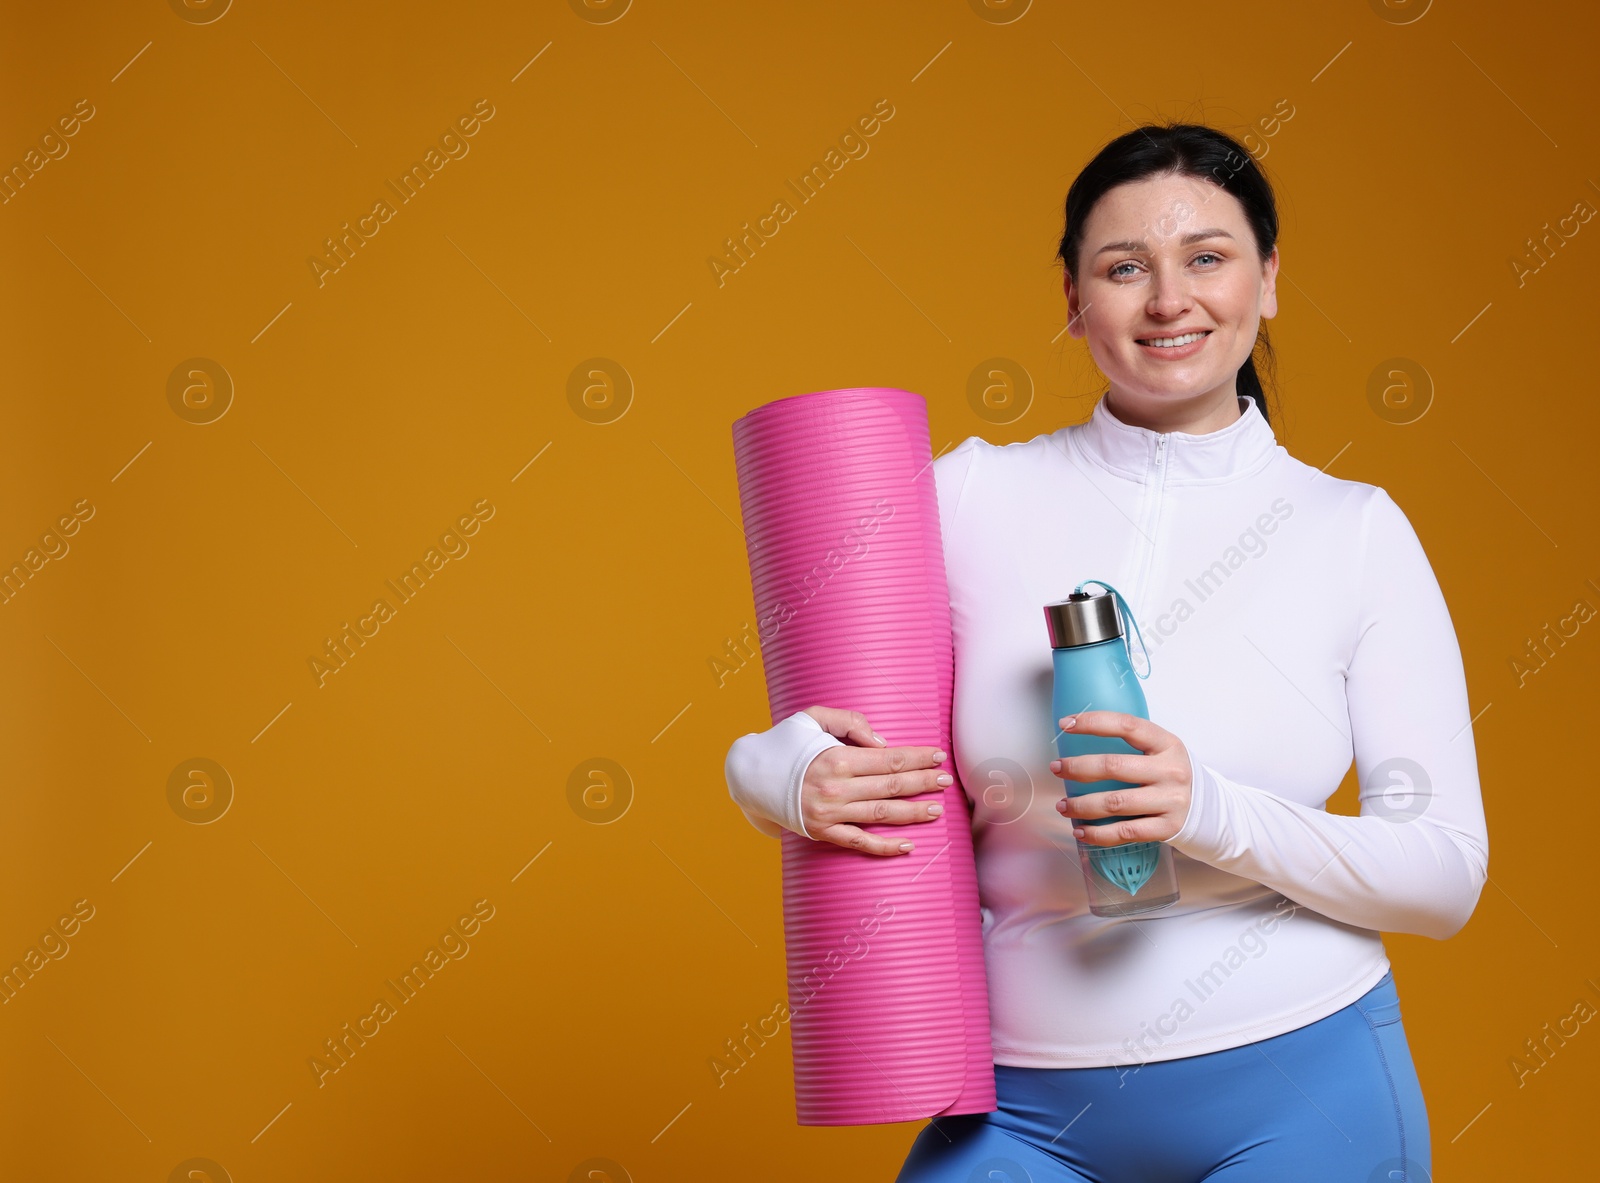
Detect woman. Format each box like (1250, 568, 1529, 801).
(723, 122, 1487, 1183)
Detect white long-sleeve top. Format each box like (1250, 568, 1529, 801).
(724, 393, 1489, 1069)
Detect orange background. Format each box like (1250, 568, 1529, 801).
(0, 0, 1593, 1179)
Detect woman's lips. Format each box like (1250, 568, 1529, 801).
(1134, 330, 1211, 361)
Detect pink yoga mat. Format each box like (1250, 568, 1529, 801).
(731, 387, 996, 1126)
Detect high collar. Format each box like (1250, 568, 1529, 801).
(1066, 393, 1280, 485)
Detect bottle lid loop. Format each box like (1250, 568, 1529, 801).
(1072, 579, 1152, 680)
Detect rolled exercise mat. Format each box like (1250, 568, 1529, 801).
(730, 387, 995, 1126)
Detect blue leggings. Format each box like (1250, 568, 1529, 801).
(895, 970, 1430, 1183)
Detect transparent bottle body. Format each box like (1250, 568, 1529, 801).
(1051, 638, 1180, 917)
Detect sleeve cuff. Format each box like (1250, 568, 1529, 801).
(1167, 745, 1214, 853)
(724, 710, 846, 839)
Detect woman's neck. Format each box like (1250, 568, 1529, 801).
(1104, 388, 1245, 435)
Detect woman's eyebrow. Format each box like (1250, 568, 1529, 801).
(1093, 228, 1236, 256)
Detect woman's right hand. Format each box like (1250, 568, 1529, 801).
(798, 706, 952, 857)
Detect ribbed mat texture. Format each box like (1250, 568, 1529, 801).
(730, 387, 996, 1126)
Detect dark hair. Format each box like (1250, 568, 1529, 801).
(1056, 121, 1279, 428)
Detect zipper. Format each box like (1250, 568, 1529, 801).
(1131, 433, 1169, 629)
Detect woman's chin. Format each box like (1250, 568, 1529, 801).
(1108, 373, 1222, 402)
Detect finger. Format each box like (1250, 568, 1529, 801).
(815, 822, 920, 858)
(840, 794, 947, 828)
(1051, 750, 1153, 784)
(847, 764, 953, 806)
(816, 742, 949, 788)
(808, 768, 951, 831)
(1057, 709, 1169, 754)
(804, 706, 886, 748)
(1056, 787, 1152, 820)
(1067, 815, 1160, 846)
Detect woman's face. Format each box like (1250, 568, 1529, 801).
(1065, 172, 1278, 419)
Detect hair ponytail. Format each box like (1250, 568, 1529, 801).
(1238, 342, 1275, 426)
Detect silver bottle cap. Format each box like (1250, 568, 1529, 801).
(1043, 591, 1123, 649)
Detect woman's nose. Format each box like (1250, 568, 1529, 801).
(1146, 267, 1193, 316)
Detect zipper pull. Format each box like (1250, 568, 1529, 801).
(1156, 435, 1167, 465)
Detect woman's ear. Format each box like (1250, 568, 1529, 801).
(1259, 245, 1280, 321)
(1064, 272, 1087, 339)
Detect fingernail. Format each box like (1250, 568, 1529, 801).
(927, 803, 944, 816)
(1062, 716, 1077, 729)
(933, 750, 947, 762)
(936, 773, 953, 786)
(871, 732, 885, 745)
(1050, 759, 1061, 771)
(1073, 827, 1086, 838)
(899, 842, 914, 852)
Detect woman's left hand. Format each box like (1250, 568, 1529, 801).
(1051, 710, 1193, 845)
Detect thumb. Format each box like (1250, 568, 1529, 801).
(803, 706, 886, 748)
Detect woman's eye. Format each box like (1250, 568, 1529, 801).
(1109, 253, 1220, 278)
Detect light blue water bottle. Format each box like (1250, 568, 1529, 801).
(1043, 580, 1180, 917)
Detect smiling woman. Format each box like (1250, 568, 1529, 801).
(725, 120, 1486, 1183)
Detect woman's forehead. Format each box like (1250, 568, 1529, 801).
(1088, 175, 1244, 237)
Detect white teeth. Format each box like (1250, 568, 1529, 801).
(1139, 331, 1208, 348)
